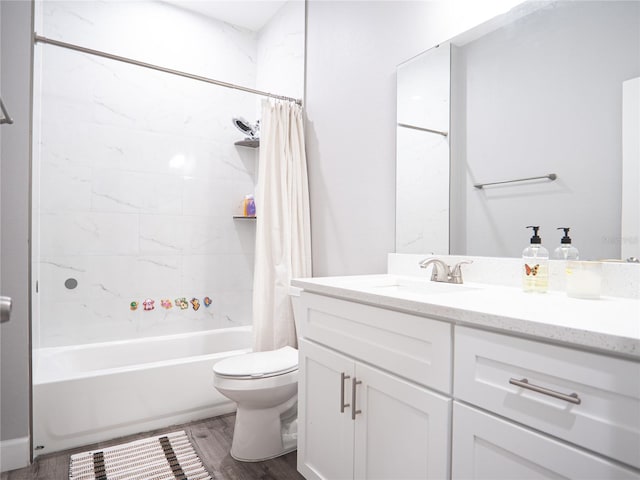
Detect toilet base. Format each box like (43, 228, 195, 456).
(231, 443, 297, 463)
(230, 396, 298, 462)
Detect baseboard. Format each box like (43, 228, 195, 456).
(0, 436, 30, 473)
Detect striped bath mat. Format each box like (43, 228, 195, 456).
(69, 430, 211, 480)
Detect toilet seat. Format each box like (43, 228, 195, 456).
(213, 346, 298, 379)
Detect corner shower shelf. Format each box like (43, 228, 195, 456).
(234, 139, 259, 148)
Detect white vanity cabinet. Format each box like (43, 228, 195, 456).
(296, 292, 452, 480)
(293, 283, 640, 480)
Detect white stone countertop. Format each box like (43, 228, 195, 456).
(291, 274, 640, 360)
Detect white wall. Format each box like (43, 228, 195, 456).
(0, 0, 32, 471)
(33, 1, 263, 347)
(32, 1, 304, 348)
(305, 0, 524, 276)
(256, 0, 305, 102)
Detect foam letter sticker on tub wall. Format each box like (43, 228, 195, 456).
(175, 297, 189, 310)
(160, 299, 173, 309)
(203, 296, 212, 307)
(143, 299, 155, 311)
(191, 298, 200, 311)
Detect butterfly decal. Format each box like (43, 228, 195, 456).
(525, 264, 540, 276)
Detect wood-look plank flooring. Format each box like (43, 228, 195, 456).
(1, 413, 305, 480)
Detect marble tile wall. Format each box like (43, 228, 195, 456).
(396, 44, 450, 254)
(256, 0, 305, 101)
(32, 1, 302, 347)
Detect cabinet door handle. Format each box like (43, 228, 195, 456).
(0, 296, 12, 324)
(351, 377, 362, 420)
(509, 377, 581, 405)
(340, 372, 351, 413)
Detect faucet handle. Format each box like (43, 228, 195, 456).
(450, 260, 473, 284)
(452, 260, 473, 269)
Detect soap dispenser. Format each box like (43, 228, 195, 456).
(553, 227, 579, 260)
(522, 225, 549, 293)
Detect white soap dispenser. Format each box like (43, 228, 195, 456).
(553, 227, 579, 260)
(522, 225, 549, 293)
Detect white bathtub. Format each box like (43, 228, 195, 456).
(33, 326, 251, 455)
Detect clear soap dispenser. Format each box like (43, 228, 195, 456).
(522, 225, 549, 293)
(553, 227, 579, 260)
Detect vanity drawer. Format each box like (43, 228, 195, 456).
(297, 292, 452, 393)
(452, 402, 640, 480)
(454, 326, 640, 468)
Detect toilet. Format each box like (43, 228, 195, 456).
(213, 345, 299, 462)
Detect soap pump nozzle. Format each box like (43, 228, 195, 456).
(554, 227, 579, 260)
(526, 225, 542, 244)
(557, 227, 572, 244)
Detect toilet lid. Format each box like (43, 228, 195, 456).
(213, 346, 298, 379)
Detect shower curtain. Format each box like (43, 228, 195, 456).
(252, 99, 311, 351)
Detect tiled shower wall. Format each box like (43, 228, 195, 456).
(396, 44, 450, 255)
(32, 1, 304, 347)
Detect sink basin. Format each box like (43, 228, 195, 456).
(368, 277, 477, 296)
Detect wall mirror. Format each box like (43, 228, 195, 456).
(395, 0, 640, 260)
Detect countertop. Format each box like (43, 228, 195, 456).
(291, 274, 640, 360)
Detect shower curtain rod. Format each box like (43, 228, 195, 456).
(34, 34, 303, 106)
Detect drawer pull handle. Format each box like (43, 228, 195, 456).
(340, 372, 351, 413)
(509, 377, 581, 405)
(351, 378, 362, 420)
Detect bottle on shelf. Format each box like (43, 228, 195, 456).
(243, 194, 256, 217)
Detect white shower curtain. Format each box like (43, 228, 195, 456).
(252, 99, 311, 352)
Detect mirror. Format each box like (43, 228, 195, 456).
(396, 0, 640, 260)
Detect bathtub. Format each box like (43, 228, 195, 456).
(33, 326, 251, 455)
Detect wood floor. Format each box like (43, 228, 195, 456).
(1, 413, 305, 480)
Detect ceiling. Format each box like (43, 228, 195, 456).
(162, 1, 290, 31)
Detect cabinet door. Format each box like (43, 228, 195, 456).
(452, 402, 640, 480)
(298, 339, 355, 480)
(353, 363, 451, 480)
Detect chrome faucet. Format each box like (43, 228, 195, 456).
(419, 257, 473, 284)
